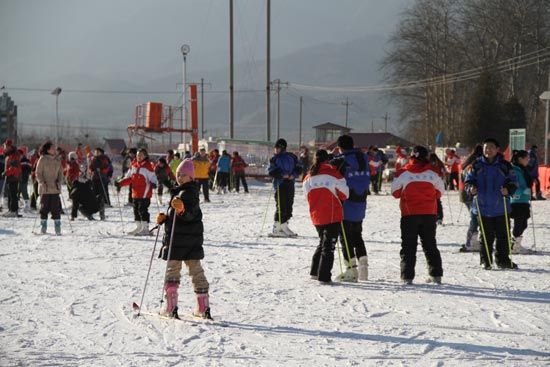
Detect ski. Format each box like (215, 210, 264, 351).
(132, 302, 227, 326)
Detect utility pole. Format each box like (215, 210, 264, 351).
(371, 120, 374, 133)
(341, 97, 352, 127)
(384, 112, 389, 133)
(229, 0, 234, 139)
(201, 78, 205, 139)
(272, 79, 289, 140)
(299, 96, 303, 147)
(266, 0, 271, 142)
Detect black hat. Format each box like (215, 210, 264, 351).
(275, 138, 287, 149)
(337, 135, 354, 150)
(411, 145, 429, 160)
(483, 138, 500, 148)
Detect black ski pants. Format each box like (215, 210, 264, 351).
(133, 198, 150, 222)
(400, 215, 443, 281)
(18, 179, 29, 201)
(274, 181, 295, 223)
(448, 172, 459, 190)
(479, 215, 512, 267)
(7, 180, 19, 212)
(511, 203, 530, 238)
(340, 220, 366, 261)
(196, 179, 210, 201)
(234, 172, 248, 193)
(311, 222, 340, 282)
(40, 194, 61, 220)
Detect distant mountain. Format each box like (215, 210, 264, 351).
(16, 34, 397, 144)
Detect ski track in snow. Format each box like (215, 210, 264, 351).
(1, 182, 549, 366)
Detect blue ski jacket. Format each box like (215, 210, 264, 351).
(528, 149, 539, 178)
(465, 154, 518, 217)
(268, 151, 302, 188)
(332, 149, 371, 222)
(217, 155, 231, 173)
(510, 165, 532, 204)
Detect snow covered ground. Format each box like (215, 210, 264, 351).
(1, 182, 549, 366)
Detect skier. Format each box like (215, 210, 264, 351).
(368, 146, 382, 194)
(120, 148, 137, 206)
(29, 148, 40, 210)
(155, 157, 175, 205)
(19, 149, 32, 211)
(155, 158, 212, 319)
(465, 138, 519, 270)
(528, 145, 545, 200)
(459, 145, 483, 252)
(2, 139, 22, 217)
(445, 149, 461, 190)
(231, 151, 249, 193)
(391, 146, 445, 284)
(268, 138, 302, 237)
(208, 149, 220, 189)
(115, 148, 158, 236)
(35, 142, 64, 235)
(89, 148, 112, 219)
(394, 146, 408, 172)
(216, 150, 231, 194)
(193, 148, 211, 203)
(510, 150, 533, 254)
(167, 150, 182, 178)
(429, 153, 446, 226)
(330, 135, 371, 281)
(303, 149, 349, 284)
(66, 152, 83, 220)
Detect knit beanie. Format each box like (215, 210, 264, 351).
(176, 158, 195, 179)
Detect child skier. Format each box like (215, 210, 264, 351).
(510, 150, 533, 254)
(303, 149, 349, 284)
(465, 138, 519, 270)
(115, 148, 158, 235)
(391, 146, 445, 284)
(155, 158, 211, 319)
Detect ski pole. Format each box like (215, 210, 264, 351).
(503, 196, 513, 267)
(475, 196, 492, 268)
(95, 169, 110, 208)
(335, 236, 344, 276)
(114, 189, 125, 233)
(59, 192, 74, 233)
(134, 223, 163, 316)
(258, 185, 273, 237)
(456, 201, 464, 223)
(159, 206, 178, 309)
(31, 207, 40, 234)
(340, 222, 354, 267)
(530, 202, 537, 252)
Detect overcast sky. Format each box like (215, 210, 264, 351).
(1, 0, 410, 141)
(1, 0, 408, 85)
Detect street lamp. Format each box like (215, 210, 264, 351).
(51, 87, 62, 146)
(180, 44, 190, 147)
(540, 90, 550, 165)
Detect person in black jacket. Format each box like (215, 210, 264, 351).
(156, 158, 211, 320)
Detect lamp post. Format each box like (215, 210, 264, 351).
(51, 87, 62, 146)
(181, 44, 190, 147)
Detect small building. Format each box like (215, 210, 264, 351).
(313, 122, 352, 146)
(322, 132, 416, 151)
(103, 138, 127, 159)
(0, 92, 18, 144)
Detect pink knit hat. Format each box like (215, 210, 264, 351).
(176, 158, 195, 178)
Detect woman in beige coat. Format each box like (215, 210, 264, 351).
(35, 141, 64, 235)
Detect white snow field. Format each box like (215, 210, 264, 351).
(1, 182, 549, 366)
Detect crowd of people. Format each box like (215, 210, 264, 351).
(0, 135, 546, 319)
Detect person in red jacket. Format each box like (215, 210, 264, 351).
(2, 139, 22, 217)
(116, 148, 158, 235)
(303, 149, 349, 284)
(65, 152, 81, 187)
(231, 151, 249, 193)
(395, 146, 409, 172)
(445, 149, 461, 190)
(391, 146, 445, 285)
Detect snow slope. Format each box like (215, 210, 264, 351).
(1, 183, 549, 366)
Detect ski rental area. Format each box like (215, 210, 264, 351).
(0, 182, 549, 366)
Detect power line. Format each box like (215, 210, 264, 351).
(4, 87, 265, 95)
(290, 48, 550, 93)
